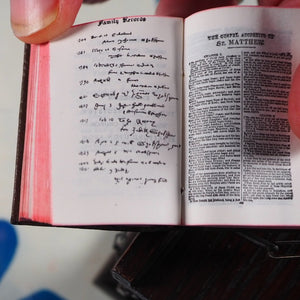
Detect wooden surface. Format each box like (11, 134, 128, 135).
(111, 229, 300, 300)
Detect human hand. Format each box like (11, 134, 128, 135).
(10, 0, 240, 44)
(10, 0, 300, 138)
(10, 0, 83, 44)
(256, 3, 300, 140)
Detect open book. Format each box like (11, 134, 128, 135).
(11, 6, 300, 228)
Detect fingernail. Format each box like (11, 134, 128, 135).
(10, 0, 59, 38)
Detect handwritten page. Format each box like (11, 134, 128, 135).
(49, 16, 183, 225)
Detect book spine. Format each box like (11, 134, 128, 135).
(11, 44, 31, 224)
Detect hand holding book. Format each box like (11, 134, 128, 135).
(9, 0, 300, 139)
(11, 6, 300, 227)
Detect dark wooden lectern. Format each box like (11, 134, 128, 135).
(95, 229, 300, 300)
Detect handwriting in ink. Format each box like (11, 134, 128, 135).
(74, 21, 180, 186)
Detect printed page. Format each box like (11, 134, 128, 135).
(49, 16, 183, 225)
(184, 7, 300, 226)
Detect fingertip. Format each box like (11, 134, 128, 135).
(11, 0, 83, 44)
(289, 65, 300, 138)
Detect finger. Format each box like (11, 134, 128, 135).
(258, 0, 300, 7)
(288, 65, 300, 138)
(156, 0, 239, 18)
(11, 0, 83, 44)
(258, 1, 300, 138)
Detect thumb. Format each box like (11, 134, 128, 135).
(10, 0, 83, 44)
(289, 65, 300, 139)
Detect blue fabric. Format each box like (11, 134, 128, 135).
(20, 290, 66, 300)
(0, 220, 18, 282)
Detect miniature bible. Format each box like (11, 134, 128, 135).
(11, 7, 300, 228)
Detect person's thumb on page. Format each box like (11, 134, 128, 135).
(288, 66, 300, 139)
(258, 0, 300, 138)
(10, 0, 83, 44)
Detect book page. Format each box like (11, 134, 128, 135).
(49, 16, 183, 225)
(184, 7, 300, 226)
